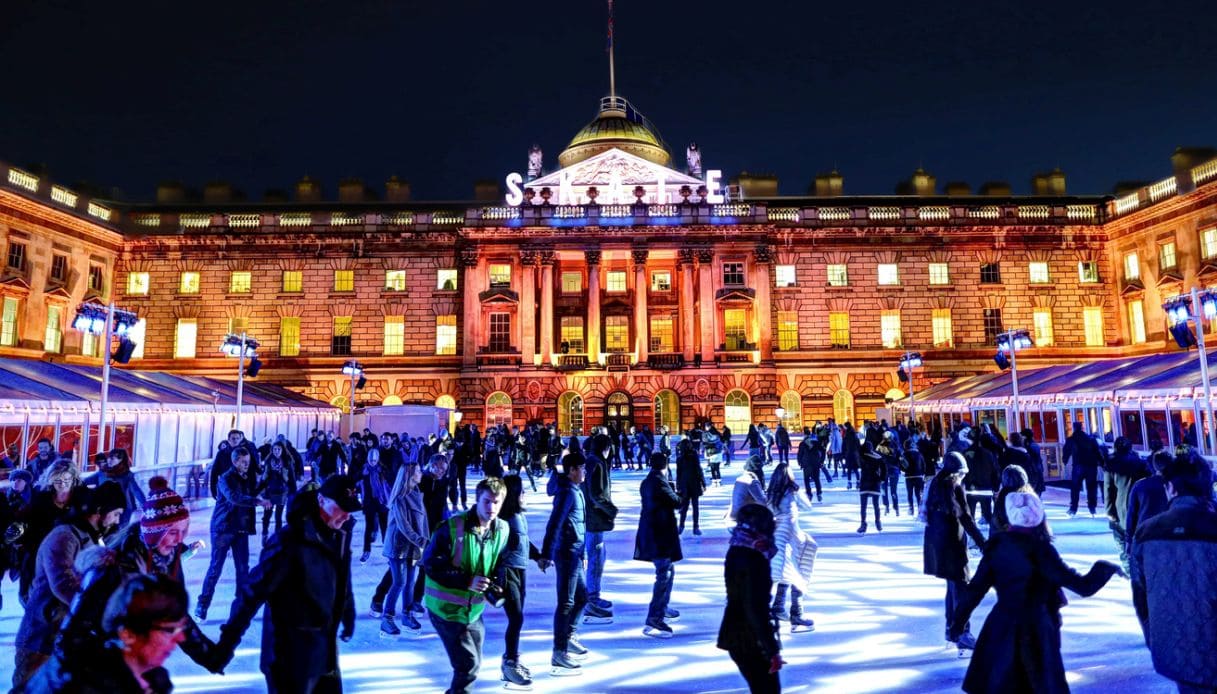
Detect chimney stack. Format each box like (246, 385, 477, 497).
(1031, 168, 1067, 195)
(812, 170, 844, 196)
(979, 181, 1012, 197)
(895, 168, 936, 196)
(157, 181, 185, 204)
(295, 176, 321, 202)
(943, 181, 971, 196)
(1171, 146, 1217, 194)
(385, 176, 411, 202)
(203, 181, 237, 203)
(733, 172, 779, 198)
(338, 178, 370, 202)
(474, 179, 501, 202)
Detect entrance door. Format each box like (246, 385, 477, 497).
(605, 391, 633, 433)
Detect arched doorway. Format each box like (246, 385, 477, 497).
(558, 391, 584, 436)
(780, 390, 803, 430)
(486, 391, 512, 428)
(724, 389, 752, 434)
(833, 389, 855, 425)
(605, 391, 633, 433)
(435, 394, 457, 433)
(329, 395, 349, 414)
(654, 389, 680, 434)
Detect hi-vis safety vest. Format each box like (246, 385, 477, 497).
(424, 514, 508, 624)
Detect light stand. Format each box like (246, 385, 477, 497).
(73, 302, 139, 456)
(220, 333, 260, 433)
(342, 360, 366, 437)
(995, 329, 1034, 434)
(898, 351, 924, 427)
(1163, 287, 1217, 455)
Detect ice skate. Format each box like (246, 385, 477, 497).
(583, 603, 613, 625)
(566, 635, 590, 660)
(876, 519, 883, 532)
(856, 522, 867, 535)
(790, 612, 815, 632)
(664, 607, 680, 622)
(550, 650, 583, 676)
(950, 631, 976, 658)
(643, 619, 674, 639)
(379, 615, 400, 638)
(501, 659, 533, 690)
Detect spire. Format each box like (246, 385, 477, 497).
(607, 0, 616, 98)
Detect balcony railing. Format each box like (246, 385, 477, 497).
(557, 354, 590, 371)
(606, 353, 632, 370)
(647, 353, 684, 370)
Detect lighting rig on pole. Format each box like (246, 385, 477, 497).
(73, 303, 140, 456)
(341, 360, 366, 436)
(1163, 287, 1217, 456)
(220, 333, 262, 433)
(775, 407, 786, 429)
(994, 329, 1034, 434)
(896, 351, 924, 426)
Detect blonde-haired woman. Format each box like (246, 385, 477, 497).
(16, 460, 83, 602)
(380, 458, 429, 637)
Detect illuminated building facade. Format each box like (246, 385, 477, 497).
(2, 100, 1216, 436)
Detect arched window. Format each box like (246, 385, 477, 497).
(780, 390, 803, 430)
(884, 388, 906, 404)
(654, 389, 680, 433)
(724, 389, 752, 434)
(329, 395, 349, 414)
(436, 394, 457, 433)
(382, 395, 403, 406)
(833, 389, 855, 426)
(486, 391, 513, 428)
(558, 392, 584, 436)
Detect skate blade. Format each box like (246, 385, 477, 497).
(549, 667, 583, 677)
(791, 625, 816, 633)
(566, 651, 589, 661)
(582, 616, 613, 625)
(501, 679, 534, 690)
(378, 631, 400, 639)
(642, 627, 674, 639)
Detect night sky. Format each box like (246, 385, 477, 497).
(2, 0, 1215, 202)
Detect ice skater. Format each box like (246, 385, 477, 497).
(766, 463, 817, 632)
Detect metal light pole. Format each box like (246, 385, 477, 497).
(996, 330, 1033, 434)
(1189, 287, 1217, 455)
(342, 360, 365, 437)
(221, 333, 259, 433)
(98, 304, 115, 451)
(899, 351, 924, 426)
(73, 302, 139, 457)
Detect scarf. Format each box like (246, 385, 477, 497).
(730, 524, 777, 560)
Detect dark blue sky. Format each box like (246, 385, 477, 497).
(2, 0, 1214, 200)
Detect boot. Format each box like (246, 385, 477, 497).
(379, 615, 400, 638)
(856, 522, 867, 535)
(790, 592, 815, 630)
(550, 650, 583, 676)
(770, 584, 790, 621)
(501, 658, 533, 690)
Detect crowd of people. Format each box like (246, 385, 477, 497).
(0, 411, 1212, 693)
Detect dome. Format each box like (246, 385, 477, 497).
(558, 98, 671, 169)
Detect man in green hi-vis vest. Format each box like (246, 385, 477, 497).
(423, 476, 509, 694)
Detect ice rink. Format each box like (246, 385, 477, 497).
(0, 467, 1175, 693)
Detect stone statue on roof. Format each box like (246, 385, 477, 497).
(527, 145, 544, 181)
(686, 142, 702, 177)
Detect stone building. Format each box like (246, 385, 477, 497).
(2, 99, 1216, 436)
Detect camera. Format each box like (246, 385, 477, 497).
(484, 583, 506, 609)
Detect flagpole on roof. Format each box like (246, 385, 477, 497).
(607, 0, 616, 98)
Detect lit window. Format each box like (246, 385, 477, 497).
(81, 331, 102, 358)
(829, 312, 850, 349)
(489, 264, 512, 287)
(827, 264, 848, 287)
(1028, 262, 1050, 284)
(780, 391, 803, 430)
(877, 264, 899, 286)
(488, 313, 511, 352)
(383, 316, 405, 355)
(0, 297, 18, 347)
(5, 241, 26, 271)
(385, 269, 407, 291)
(436, 314, 457, 355)
(931, 308, 952, 347)
(722, 262, 745, 286)
(125, 272, 149, 296)
(928, 262, 950, 285)
(606, 271, 627, 293)
(50, 255, 67, 282)
(334, 269, 354, 292)
(437, 269, 458, 291)
(777, 310, 799, 351)
(180, 272, 200, 294)
(44, 305, 62, 353)
(650, 271, 671, 292)
(1159, 242, 1177, 271)
(331, 316, 352, 356)
(1078, 261, 1100, 283)
(649, 316, 674, 352)
(560, 316, 584, 352)
(174, 318, 197, 358)
(486, 392, 512, 428)
(980, 263, 1001, 284)
(282, 270, 303, 293)
(775, 265, 796, 288)
(1123, 252, 1140, 282)
(880, 311, 902, 348)
(1083, 307, 1104, 346)
(561, 272, 582, 293)
(983, 308, 1004, 343)
(724, 308, 748, 350)
(1033, 309, 1054, 346)
(229, 271, 252, 294)
(1201, 228, 1217, 260)
(1127, 300, 1146, 344)
(279, 317, 301, 356)
(605, 315, 629, 351)
(88, 265, 105, 293)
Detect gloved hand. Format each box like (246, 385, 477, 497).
(768, 654, 785, 674)
(340, 626, 354, 642)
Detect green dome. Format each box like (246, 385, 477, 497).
(559, 104, 671, 168)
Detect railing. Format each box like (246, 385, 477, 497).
(557, 354, 590, 370)
(768, 207, 799, 222)
(918, 206, 950, 221)
(279, 212, 312, 227)
(228, 213, 261, 228)
(1194, 159, 1217, 186)
(647, 353, 684, 370)
(606, 353, 632, 370)
(868, 206, 901, 221)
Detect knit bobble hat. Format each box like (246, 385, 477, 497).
(1005, 492, 1045, 528)
(140, 476, 189, 538)
(942, 451, 969, 475)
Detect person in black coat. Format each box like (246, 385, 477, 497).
(216, 476, 362, 692)
(196, 448, 269, 621)
(950, 492, 1122, 692)
(857, 444, 884, 534)
(774, 424, 791, 466)
(903, 437, 927, 516)
(797, 428, 827, 502)
(1061, 423, 1104, 517)
(675, 440, 706, 535)
(963, 428, 1001, 529)
(209, 430, 260, 498)
(924, 452, 987, 649)
(1018, 428, 1046, 495)
(635, 452, 683, 638)
(718, 503, 783, 693)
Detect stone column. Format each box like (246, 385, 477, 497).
(520, 249, 538, 366)
(754, 243, 774, 361)
(539, 250, 556, 365)
(586, 249, 602, 363)
(633, 246, 649, 364)
(679, 248, 696, 362)
(697, 248, 716, 364)
(459, 246, 480, 367)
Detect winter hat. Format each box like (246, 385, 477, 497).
(942, 451, 969, 475)
(1001, 464, 1029, 491)
(77, 481, 127, 517)
(9, 469, 32, 485)
(141, 476, 189, 539)
(1004, 492, 1045, 528)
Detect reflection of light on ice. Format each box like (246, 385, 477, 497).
(813, 668, 926, 693)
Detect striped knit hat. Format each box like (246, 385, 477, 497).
(141, 476, 189, 538)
